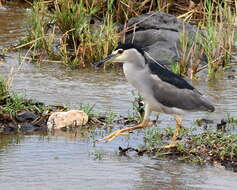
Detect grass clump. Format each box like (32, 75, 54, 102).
(198, 0, 236, 78)
(1, 94, 27, 116)
(24, 0, 119, 68)
(0, 75, 46, 117)
(179, 131, 237, 170)
(176, 0, 236, 79)
(144, 127, 163, 149)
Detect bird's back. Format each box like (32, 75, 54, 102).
(145, 55, 215, 113)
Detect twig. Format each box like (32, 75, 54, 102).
(9, 37, 43, 51)
(3, 54, 64, 64)
(196, 64, 208, 73)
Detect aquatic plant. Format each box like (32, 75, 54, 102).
(105, 111, 117, 125)
(0, 76, 9, 101)
(197, 0, 236, 78)
(176, 29, 201, 78)
(176, 0, 236, 78)
(1, 94, 27, 116)
(144, 127, 163, 149)
(185, 131, 237, 165)
(78, 103, 95, 117)
(92, 150, 106, 160)
(0, 77, 46, 116)
(25, 0, 119, 68)
(12, 0, 237, 77)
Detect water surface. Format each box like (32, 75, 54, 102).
(0, 3, 237, 190)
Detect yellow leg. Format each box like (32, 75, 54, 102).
(97, 120, 150, 142)
(97, 104, 151, 142)
(161, 116, 182, 149)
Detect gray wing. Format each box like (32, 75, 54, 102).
(151, 75, 215, 112)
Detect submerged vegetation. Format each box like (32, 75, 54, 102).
(3, 0, 235, 78)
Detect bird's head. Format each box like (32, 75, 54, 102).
(94, 43, 145, 68)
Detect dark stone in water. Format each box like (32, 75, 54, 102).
(222, 160, 237, 172)
(2, 122, 18, 133)
(16, 111, 37, 122)
(216, 119, 227, 131)
(20, 124, 39, 133)
(33, 102, 44, 106)
(227, 75, 236, 80)
(3, 127, 15, 133)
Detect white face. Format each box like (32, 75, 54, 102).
(111, 48, 142, 64)
(111, 48, 124, 62)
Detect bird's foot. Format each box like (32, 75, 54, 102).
(96, 129, 130, 142)
(97, 121, 150, 142)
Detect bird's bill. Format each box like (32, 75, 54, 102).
(93, 52, 116, 68)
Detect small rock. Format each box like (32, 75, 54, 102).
(216, 119, 227, 131)
(213, 161, 225, 169)
(20, 124, 38, 133)
(16, 111, 37, 122)
(227, 75, 236, 80)
(47, 110, 88, 130)
(3, 127, 13, 133)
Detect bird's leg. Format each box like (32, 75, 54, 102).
(97, 104, 151, 142)
(171, 116, 182, 142)
(97, 120, 150, 142)
(161, 116, 182, 149)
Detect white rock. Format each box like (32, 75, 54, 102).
(47, 110, 88, 130)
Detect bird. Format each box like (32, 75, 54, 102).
(94, 43, 215, 148)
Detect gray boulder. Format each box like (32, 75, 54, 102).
(124, 11, 206, 67)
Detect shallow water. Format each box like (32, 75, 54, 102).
(0, 3, 237, 190)
(1, 134, 237, 190)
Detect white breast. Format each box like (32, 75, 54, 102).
(123, 63, 160, 110)
(123, 62, 141, 89)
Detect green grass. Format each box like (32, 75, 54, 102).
(144, 127, 163, 149)
(0, 75, 47, 116)
(24, 0, 119, 68)
(78, 103, 95, 117)
(197, 0, 236, 78)
(91, 150, 106, 160)
(1, 94, 27, 116)
(188, 131, 237, 162)
(0, 76, 9, 101)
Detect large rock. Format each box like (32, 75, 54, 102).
(124, 11, 206, 66)
(47, 110, 88, 130)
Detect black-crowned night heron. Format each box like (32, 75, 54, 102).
(94, 43, 215, 148)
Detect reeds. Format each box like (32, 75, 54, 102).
(25, 0, 119, 68)
(20, 0, 237, 77)
(176, 0, 236, 78)
(199, 0, 236, 78)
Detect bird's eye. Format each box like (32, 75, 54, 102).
(118, 49, 124, 54)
